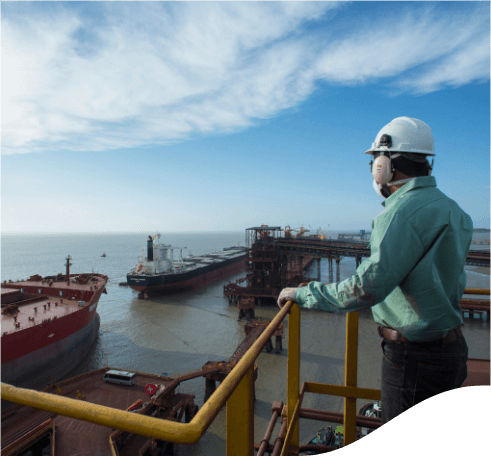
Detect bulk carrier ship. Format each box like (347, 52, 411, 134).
(1, 256, 108, 390)
(127, 234, 246, 298)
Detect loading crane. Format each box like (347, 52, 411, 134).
(284, 226, 310, 238)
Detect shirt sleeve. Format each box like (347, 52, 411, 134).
(294, 211, 425, 313)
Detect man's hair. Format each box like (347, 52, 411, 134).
(392, 153, 431, 177)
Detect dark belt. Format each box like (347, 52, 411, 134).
(378, 325, 462, 344)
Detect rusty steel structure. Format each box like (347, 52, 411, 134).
(255, 403, 383, 455)
(224, 227, 316, 315)
(225, 226, 490, 320)
(245, 319, 284, 354)
(202, 318, 284, 401)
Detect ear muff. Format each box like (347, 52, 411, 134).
(371, 154, 393, 185)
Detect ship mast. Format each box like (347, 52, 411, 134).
(65, 255, 72, 285)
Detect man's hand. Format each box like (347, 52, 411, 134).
(277, 287, 299, 308)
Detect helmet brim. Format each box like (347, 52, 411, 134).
(365, 148, 435, 156)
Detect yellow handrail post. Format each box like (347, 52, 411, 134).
(343, 311, 359, 446)
(286, 302, 300, 455)
(226, 365, 254, 455)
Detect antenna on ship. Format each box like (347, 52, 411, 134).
(65, 255, 72, 285)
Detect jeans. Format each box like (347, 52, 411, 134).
(381, 335, 468, 424)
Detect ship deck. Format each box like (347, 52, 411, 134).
(1, 292, 84, 335)
(1, 275, 107, 336)
(2, 274, 107, 294)
(130, 250, 246, 277)
(1, 368, 182, 456)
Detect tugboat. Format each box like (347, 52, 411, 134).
(127, 234, 246, 298)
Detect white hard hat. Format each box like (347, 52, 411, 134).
(365, 117, 435, 156)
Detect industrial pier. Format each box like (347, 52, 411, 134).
(225, 225, 490, 319)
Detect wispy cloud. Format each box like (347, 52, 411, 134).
(2, 1, 489, 155)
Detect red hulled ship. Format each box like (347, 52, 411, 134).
(1, 256, 108, 390)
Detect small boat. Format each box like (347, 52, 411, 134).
(101, 253, 106, 257)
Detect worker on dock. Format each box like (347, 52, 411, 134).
(278, 116, 472, 424)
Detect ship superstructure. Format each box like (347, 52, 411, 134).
(133, 234, 186, 275)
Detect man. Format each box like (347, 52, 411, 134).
(278, 116, 472, 424)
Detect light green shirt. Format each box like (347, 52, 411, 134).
(295, 176, 473, 342)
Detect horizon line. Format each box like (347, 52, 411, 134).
(2, 227, 489, 236)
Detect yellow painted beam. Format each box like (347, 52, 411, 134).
(226, 366, 254, 455)
(286, 301, 300, 455)
(344, 311, 359, 446)
(344, 311, 359, 388)
(343, 396, 357, 446)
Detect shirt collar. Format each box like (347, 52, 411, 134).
(382, 176, 437, 208)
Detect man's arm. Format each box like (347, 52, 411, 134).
(280, 212, 425, 313)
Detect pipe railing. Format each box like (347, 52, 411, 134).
(278, 288, 491, 455)
(279, 308, 381, 455)
(1, 300, 294, 454)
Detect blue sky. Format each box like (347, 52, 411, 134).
(2, 1, 490, 234)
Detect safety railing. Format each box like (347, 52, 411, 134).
(3, 288, 488, 455)
(278, 287, 490, 454)
(1, 301, 291, 455)
(281, 306, 380, 455)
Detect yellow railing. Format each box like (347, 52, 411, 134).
(1, 302, 292, 455)
(3, 289, 488, 454)
(281, 308, 381, 455)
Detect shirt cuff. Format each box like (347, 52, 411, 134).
(295, 286, 310, 307)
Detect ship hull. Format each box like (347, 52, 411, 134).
(1, 313, 100, 390)
(127, 254, 246, 295)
